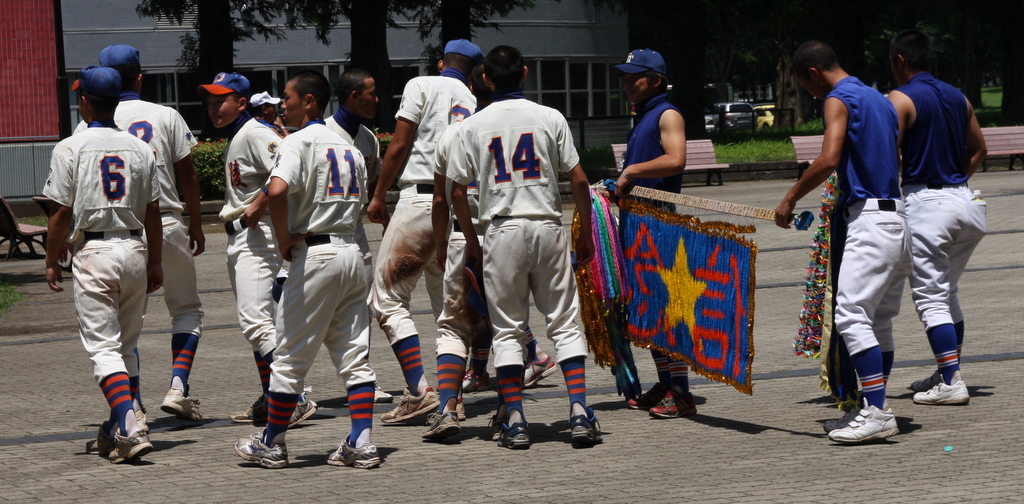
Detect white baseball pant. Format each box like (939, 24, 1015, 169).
(73, 235, 149, 382)
(152, 213, 203, 335)
(371, 188, 444, 344)
(903, 184, 987, 329)
(270, 236, 376, 393)
(435, 231, 485, 360)
(834, 199, 913, 355)
(483, 217, 588, 368)
(225, 216, 282, 358)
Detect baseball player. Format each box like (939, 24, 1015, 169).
(610, 49, 696, 419)
(72, 44, 205, 423)
(888, 29, 987, 404)
(774, 41, 911, 444)
(364, 39, 482, 423)
(199, 72, 317, 426)
(448, 45, 603, 449)
(234, 70, 379, 469)
(46, 65, 162, 463)
(250, 91, 287, 137)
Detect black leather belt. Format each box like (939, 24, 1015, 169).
(416, 184, 434, 194)
(305, 235, 331, 246)
(160, 211, 174, 216)
(877, 199, 897, 211)
(83, 229, 140, 241)
(927, 184, 943, 190)
(225, 217, 248, 236)
(453, 220, 462, 233)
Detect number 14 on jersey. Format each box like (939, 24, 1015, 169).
(489, 133, 541, 183)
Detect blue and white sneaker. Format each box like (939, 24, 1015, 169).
(568, 407, 603, 447)
(498, 421, 530, 449)
(234, 430, 288, 469)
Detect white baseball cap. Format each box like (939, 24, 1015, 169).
(250, 92, 281, 107)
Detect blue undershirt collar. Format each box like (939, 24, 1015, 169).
(255, 118, 277, 129)
(119, 91, 141, 101)
(635, 93, 668, 121)
(88, 119, 118, 128)
(301, 119, 326, 130)
(225, 111, 253, 140)
(440, 67, 468, 85)
(331, 106, 362, 138)
(492, 87, 525, 102)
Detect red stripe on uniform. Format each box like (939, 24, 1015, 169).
(349, 392, 375, 402)
(351, 413, 374, 420)
(104, 384, 131, 400)
(862, 377, 885, 388)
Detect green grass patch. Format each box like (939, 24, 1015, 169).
(580, 145, 615, 171)
(976, 86, 1009, 127)
(16, 215, 48, 227)
(0, 275, 22, 319)
(709, 119, 824, 163)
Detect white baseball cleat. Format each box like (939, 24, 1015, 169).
(913, 371, 970, 405)
(827, 400, 898, 444)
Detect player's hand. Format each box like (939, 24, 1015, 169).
(575, 233, 595, 267)
(465, 240, 482, 266)
(435, 239, 448, 270)
(244, 203, 267, 228)
(46, 262, 63, 292)
(147, 264, 164, 293)
(279, 233, 311, 262)
(58, 242, 72, 264)
(774, 199, 795, 229)
(188, 222, 206, 256)
(367, 197, 390, 227)
(614, 172, 633, 197)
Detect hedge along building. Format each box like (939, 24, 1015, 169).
(1, 0, 628, 199)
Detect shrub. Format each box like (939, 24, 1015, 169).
(376, 131, 393, 159)
(191, 139, 227, 201)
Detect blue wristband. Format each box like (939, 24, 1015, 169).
(262, 188, 269, 196)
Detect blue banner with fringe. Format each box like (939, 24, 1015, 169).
(619, 199, 757, 394)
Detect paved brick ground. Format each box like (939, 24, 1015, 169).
(2, 171, 1022, 502)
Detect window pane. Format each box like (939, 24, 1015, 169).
(391, 65, 421, 99)
(570, 92, 588, 117)
(141, 73, 175, 103)
(570, 63, 588, 90)
(540, 92, 566, 115)
(177, 72, 201, 103)
(523, 60, 538, 92)
(594, 63, 608, 91)
(178, 104, 204, 135)
(540, 60, 565, 91)
(593, 91, 607, 116)
(244, 70, 275, 100)
(609, 90, 624, 116)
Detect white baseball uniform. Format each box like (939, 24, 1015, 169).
(221, 117, 283, 358)
(268, 122, 375, 393)
(371, 75, 476, 344)
(447, 97, 588, 368)
(325, 116, 380, 288)
(44, 124, 159, 382)
(77, 99, 203, 337)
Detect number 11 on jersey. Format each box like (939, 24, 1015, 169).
(326, 148, 359, 196)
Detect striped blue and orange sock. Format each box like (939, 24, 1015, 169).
(496, 365, 525, 422)
(668, 359, 689, 394)
(851, 347, 886, 409)
(170, 333, 199, 394)
(392, 336, 426, 392)
(128, 374, 144, 413)
(954, 320, 965, 358)
(347, 383, 375, 448)
(560, 356, 587, 413)
(263, 391, 298, 446)
(927, 324, 960, 384)
(101, 373, 136, 436)
(651, 349, 671, 387)
(525, 327, 538, 362)
(470, 347, 490, 376)
(881, 350, 894, 385)
(254, 351, 273, 395)
(436, 354, 466, 413)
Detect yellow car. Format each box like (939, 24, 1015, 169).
(754, 103, 775, 129)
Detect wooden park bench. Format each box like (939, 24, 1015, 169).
(980, 126, 1024, 171)
(790, 134, 823, 179)
(0, 196, 47, 260)
(611, 139, 729, 186)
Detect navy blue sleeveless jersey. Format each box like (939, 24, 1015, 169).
(826, 76, 901, 209)
(896, 72, 969, 186)
(623, 93, 683, 193)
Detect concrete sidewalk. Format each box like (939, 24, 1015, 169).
(1, 171, 1022, 503)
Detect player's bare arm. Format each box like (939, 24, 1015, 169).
(888, 89, 916, 149)
(144, 200, 164, 293)
(44, 204, 72, 292)
(267, 176, 306, 262)
(368, 117, 417, 225)
(172, 155, 206, 255)
(615, 109, 686, 197)
(431, 173, 450, 270)
(569, 164, 595, 265)
(775, 97, 847, 228)
(243, 190, 270, 228)
(450, 181, 480, 264)
(964, 97, 987, 177)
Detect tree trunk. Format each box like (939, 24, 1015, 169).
(773, 34, 815, 126)
(441, 0, 473, 43)
(198, 0, 233, 138)
(958, 10, 982, 108)
(1002, 0, 1024, 123)
(349, 0, 395, 130)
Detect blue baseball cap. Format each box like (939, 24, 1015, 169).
(71, 66, 122, 98)
(99, 44, 140, 67)
(198, 72, 250, 97)
(614, 49, 667, 75)
(444, 39, 484, 65)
